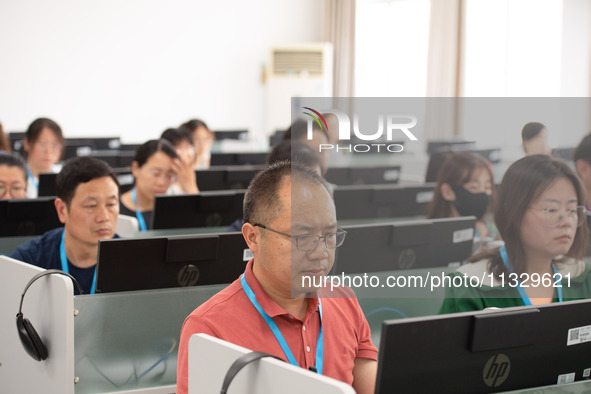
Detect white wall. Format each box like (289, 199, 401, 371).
(561, 0, 591, 97)
(0, 0, 322, 143)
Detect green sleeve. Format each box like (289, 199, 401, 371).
(438, 273, 486, 314)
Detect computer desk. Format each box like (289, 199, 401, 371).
(125, 226, 229, 238)
(503, 378, 591, 393)
(0, 235, 37, 255)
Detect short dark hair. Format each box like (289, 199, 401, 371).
(243, 161, 329, 225)
(521, 122, 546, 141)
(179, 119, 210, 133)
(161, 128, 193, 147)
(267, 141, 321, 170)
(283, 119, 329, 142)
(574, 132, 591, 164)
(56, 157, 119, 207)
(25, 118, 65, 157)
(0, 152, 28, 181)
(133, 139, 179, 168)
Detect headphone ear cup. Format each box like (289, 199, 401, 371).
(16, 313, 48, 361)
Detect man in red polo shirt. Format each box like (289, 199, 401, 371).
(177, 161, 377, 393)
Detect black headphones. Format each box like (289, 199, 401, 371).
(220, 351, 283, 394)
(16, 269, 83, 361)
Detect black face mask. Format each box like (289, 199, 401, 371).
(451, 185, 491, 220)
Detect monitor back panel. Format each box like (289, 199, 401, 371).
(325, 166, 401, 186)
(334, 217, 475, 274)
(210, 152, 268, 166)
(0, 198, 62, 236)
(377, 301, 591, 394)
(152, 191, 245, 229)
(96, 233, 250, 292)
(334, 184, 435, 220)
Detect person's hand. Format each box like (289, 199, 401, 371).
(172, 158, 199, 194)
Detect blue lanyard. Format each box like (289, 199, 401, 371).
(240, 273, 323, 374)
(26, 165, 39, 190)
(131, 187, 147, 231)
(499, 245, 562, 305)
(60, 229, 96, 294)
(475, 227, 481, 239)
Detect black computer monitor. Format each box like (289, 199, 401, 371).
(38, 173, 59, 197)
(552, 147, 575, 162)
(8, 132, 26, 154)
(63, 137, 121, 159)
(325, 165, 401, 186)
(95, 232, 250, 293)
(66, 137, 121, 150)
(333, 183, 436, 220)
(151, 190, 245, 230)
(427, 139, 477, 154)
(0, 197, 62, 236)
(88, 150, 135, 168)
(376, 299, 591, 394)
(213, 129, 248, 140)
(210, 152, 268, 166)
(196, 165, 265, 191)
(195, 168, 226, 191)
(119, 143, 142, 151)
(334, 217, 475, 274)
(38, 167, 132, 197)
(269, 130, 286, 147)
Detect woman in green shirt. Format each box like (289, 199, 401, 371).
(440, 154, 591, 314)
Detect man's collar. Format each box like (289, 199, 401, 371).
(244, 259, 320, 319)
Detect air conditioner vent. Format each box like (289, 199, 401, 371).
(272, 50, 324, 76)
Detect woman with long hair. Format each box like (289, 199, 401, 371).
(440, 154, 591, 313)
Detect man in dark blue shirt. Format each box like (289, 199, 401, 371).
(11, 157, 120, 294)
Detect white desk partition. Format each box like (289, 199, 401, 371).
(188, 333, 356, 394)
(116, 214, 140, 236)
(0, 256, 75, 394)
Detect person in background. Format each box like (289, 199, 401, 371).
(23, 118, 65, 198)
(178, 161, 377, 394)
(160, 128, 199, 194)
(0, 122, 10, 152)
(573, 132, 591, 255)
(179, 119, 215, 170)
(119, 139, 179, 231)
(283, 119, 330, 175)
(267, 140, 323, 176)
(574, 132, 591, 209)
(522, 122, 550, 156)
(0, 153, 28, 199)
(10, 157, 120, 295)
(226, 140, 325, 232)
(439, 154, 591, 314)
(427, 152, 497, 243)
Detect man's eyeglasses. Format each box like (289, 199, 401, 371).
(253, 223, 347, 251)
(0, 184, 26, 198)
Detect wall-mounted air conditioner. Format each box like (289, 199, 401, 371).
(265, 43, 333, 137)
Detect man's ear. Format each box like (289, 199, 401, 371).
(440, 183, 456, 202)
(242, 222, 260, 253)
(55, 198, 68, 224)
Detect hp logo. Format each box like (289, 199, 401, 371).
(483, 353, 511, 388)
(177, 265, 200, 286)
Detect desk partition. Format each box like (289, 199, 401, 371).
(73, 285, 226, 393)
